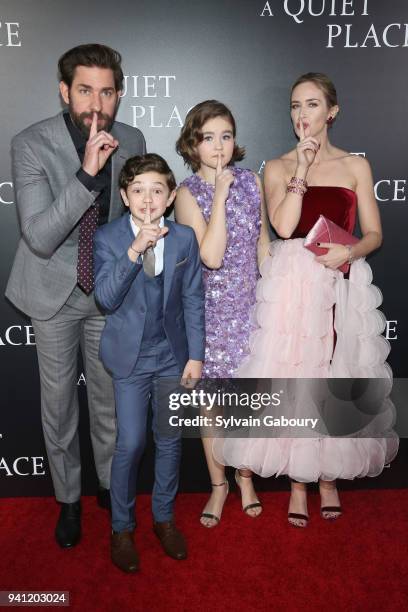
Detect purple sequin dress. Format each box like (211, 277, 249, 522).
(180, 167, 261, 377)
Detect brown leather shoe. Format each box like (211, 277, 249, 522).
(111, 530, 139, 573)
(153, 521, 187, 560)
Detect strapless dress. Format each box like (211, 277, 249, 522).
(212, 187, 398, 482)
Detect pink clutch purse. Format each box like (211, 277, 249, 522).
(304, 215, 359, 274)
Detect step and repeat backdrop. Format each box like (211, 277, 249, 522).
(0, 0, 407, 496)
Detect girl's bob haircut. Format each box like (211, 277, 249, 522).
(176, 100, 245, 172)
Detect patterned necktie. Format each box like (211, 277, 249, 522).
(77, 201, 100, 294)
(143, 246, 156, 277)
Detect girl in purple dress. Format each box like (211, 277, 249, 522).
(175, 100, 270, 527)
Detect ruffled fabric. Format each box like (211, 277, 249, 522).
(217, 436, 397, 482)
(331, 259, 392, 379)
(212, 239, 398, 482)
(236, 240, 337, 378)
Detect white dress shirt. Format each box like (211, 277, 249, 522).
(129, 214, 165, 276)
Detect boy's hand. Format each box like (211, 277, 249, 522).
(180, 360, 202, 389)
(128, 202, 168, 261)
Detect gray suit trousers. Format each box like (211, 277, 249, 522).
(32, 285, 116, 503)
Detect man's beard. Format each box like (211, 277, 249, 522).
(68, 104, 115, 138)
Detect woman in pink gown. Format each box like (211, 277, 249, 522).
(213, 73, 398, 527)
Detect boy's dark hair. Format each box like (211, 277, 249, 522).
(58, 43, 124, 91)
(119, 153, 176, 192)
(176, 100, 245, 172)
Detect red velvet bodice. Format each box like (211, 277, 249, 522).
(291, 186, 357, 239)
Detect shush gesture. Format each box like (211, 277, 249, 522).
(129, 201, 168, 258)
(214, 153, 234, 201)
(296, 112, 320, 170)
(82, 112, 119, 177)
(142, 201, 169, 247)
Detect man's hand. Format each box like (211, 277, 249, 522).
(180, 360, 202, 389)
(82, 112, 119, 176)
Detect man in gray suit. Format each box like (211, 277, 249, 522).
(5, 44, 146, 548)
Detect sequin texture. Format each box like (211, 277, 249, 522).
(180, 167, 261, 376)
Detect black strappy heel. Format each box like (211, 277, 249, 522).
(234, 469, 262, 516)
(200, 480, 229, 527)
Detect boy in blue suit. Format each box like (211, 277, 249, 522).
(94, 154, 205, 573)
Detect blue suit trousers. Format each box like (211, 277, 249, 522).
(110, 339, 182, 532)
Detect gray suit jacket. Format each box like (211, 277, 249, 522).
(5, 112, 146, 320)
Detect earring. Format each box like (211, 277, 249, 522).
(327, 116, 334, 124)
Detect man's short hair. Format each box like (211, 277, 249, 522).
(58, 43, 124, 91)
(119, 154, 177, 192)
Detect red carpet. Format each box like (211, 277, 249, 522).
(1, 490, 407, 611)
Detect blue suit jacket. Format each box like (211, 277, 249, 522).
(94, 214, 205, 379)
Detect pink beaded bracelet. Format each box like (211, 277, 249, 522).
(287, 185, 306, 195)
(286, 176, 308, 196)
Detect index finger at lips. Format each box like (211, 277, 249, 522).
(143, 201, 151, 225)
(298, 111, 305, 140)
(90, 112, 98, 139)
(216, 153, 222, 175)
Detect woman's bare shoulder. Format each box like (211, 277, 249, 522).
(265, 151, 296, 181)
(340, 153, 372, 182)
(342, 152, 370, 168)
(266, 151, 296, 168)
(328, 146, 366, 167)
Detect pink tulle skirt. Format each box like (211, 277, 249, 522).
(212, 239, 398, 482)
